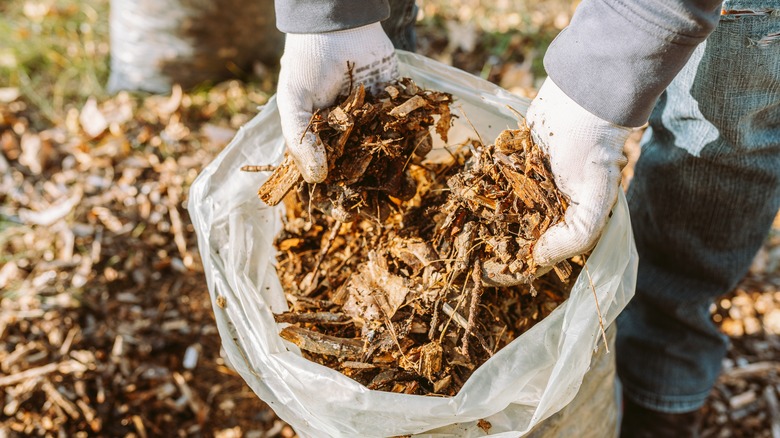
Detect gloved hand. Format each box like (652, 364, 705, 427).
(529, 77, 630, 267)
(483, 78, 630, 286)
(277, 22, 399, 183)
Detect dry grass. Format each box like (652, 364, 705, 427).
(0, 0, 110, 125)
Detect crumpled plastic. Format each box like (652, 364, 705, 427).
(188, 51, 638, 438)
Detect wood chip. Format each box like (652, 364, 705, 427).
(729, 390, 757, 410)
(279, 326, 363, 360)
(257, 154, 302, 207)
(0, 360, 87, 387)
(726, 361, 780, 378)
(389, 95, 428, 118)
(764, 386, 780, 438)
(41, 380, 81, 419)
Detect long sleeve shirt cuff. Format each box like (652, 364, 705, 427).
(544, 0, 722, 127)
(275, 0, 390, 33)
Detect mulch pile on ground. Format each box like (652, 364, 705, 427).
(702, 280, 780, 438)
(0, 83, 287, 436)
(256, 79, 576, 395)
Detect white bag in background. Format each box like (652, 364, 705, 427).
(188, 51, 638, 437)
(107, 0, 282, 93)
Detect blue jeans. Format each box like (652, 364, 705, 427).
(616, 0, 780, 413)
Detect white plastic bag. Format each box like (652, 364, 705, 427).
(188, 51, 638, 437)
(107, 0, 282, 93)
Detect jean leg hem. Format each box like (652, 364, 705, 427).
(621, 379, 710, 414)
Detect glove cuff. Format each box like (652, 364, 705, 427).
(284, 22, 387, 47)
(276, 0, 390, 34)
(535, 77, 632, 133)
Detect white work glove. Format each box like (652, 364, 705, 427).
(277, 22, 399, 183)
(529, 77, 630, 267)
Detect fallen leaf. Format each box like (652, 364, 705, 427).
(80, 97, 108, 138)
(0, 87, 20, 103)
(18, 132, 49, 175)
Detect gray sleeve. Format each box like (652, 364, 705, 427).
(275, 0, 390, 33)
(544, 0, 722, 127)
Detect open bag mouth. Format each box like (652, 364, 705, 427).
(187, 50, 638, 438)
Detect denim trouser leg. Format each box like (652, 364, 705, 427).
(616, 2, 780, 413)
(382, 0, 418, 51)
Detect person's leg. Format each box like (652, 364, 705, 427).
(617, 0, 780, 430)
(383, 0, 418, 51)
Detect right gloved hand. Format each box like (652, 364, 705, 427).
(529, 78, 631, 268)
(483, 77, 631, 287)
(277, 22, 399, 183)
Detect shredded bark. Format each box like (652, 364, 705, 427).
(264, 78, 577, 396)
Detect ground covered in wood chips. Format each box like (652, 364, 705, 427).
(2, 0, 779, 436)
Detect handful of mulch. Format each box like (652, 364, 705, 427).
(249, 78, 576, 396)
(258, 78, 452, 222)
